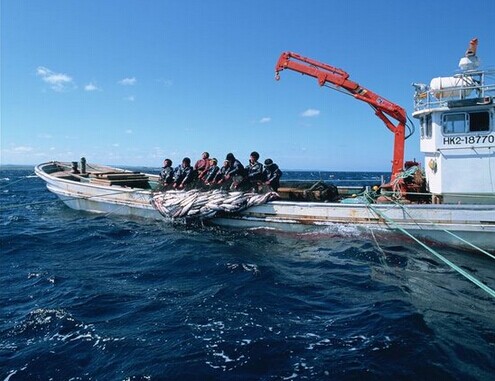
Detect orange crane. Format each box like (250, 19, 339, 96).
(275, 52, 410, 179)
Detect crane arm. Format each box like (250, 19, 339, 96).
(275, 51, 407, 178)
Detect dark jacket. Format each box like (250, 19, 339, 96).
(174, 165, 195, 186)
(263, 164, 282, 191)
(159, 166, 174, 185)
(203, 165, 220, 183)
(246, 161, 263, 182)
(217, 165, 229, 181)
(226, 159, 245, 177)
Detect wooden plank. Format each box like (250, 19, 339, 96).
(90, 173, 148, 180)
(90, 178, 150, 188)
(105, 174, 148, 180)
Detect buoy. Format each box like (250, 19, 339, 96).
(428, 159, 437, 173)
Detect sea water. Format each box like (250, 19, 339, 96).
(1, 167, 494, 380)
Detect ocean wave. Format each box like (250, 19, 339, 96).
(8, 308, 123, 348)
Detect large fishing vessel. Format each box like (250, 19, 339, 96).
(35, 39, 495, 251)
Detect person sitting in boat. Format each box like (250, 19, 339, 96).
(262, 158, 282, 191)
(173, 157, 195, 190)
(203, 158, 220, 185)
(215, 160, 231, 186)
(159, 158, 174, 188)
(224, 152, 245, 189)
(246, 151, 263, 191)
(194, 151, 210, 180)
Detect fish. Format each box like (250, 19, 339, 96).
(153, 188, 276, 220)
(221, 204, 239, 212)
(223, 195, 244, 204)
(205, 203, 224, 211)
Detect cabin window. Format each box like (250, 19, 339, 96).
(443, 113, 466, 134)
(442, 111, 491, 134)
(468, 111, 490, 132)
(420, 114, 432, 138)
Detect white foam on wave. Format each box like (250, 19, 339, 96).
(226, 262, 260, 275)
(3, 364, 28, 381)
(15, 308, 125, 351)
(282, 373, 298, 380)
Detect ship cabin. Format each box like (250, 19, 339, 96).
(412, 50, 495, 204)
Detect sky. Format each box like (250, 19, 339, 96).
(1, 0, 494, 171)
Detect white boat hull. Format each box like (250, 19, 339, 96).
(35, 162, 495, 251)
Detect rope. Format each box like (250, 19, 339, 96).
(440, 230, 495, 260)
(0, 172, 36, 190)
(364, 191, 495, 261)
(364, 200, 495, 299)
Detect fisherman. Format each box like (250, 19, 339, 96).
(215, 160, 231, 186)
(159, 158, 174, 188)
(173, 157, 195, 190)
(194, 152, 210, 180)
(246, 151, 263, 191)
(203, 158, 220, 185)
(224, 152, 245, 189)
(262, 158, 282, 191)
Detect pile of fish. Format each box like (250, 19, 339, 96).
(151, 189, 278, 219)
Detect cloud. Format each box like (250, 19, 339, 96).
(158, 78, 173, 87)
(84, 82, 101, 91)
(37, 133, 52, 139)
(259, 117, 271, 124)
(125, 129, 133, 134)
(112, 143, 120, 147)
(124, 96, 135, 102)
(13, 146, 34, 153)
(118, 77, 137, 86)
(300, 108, 320, 117)
(1, 144, 34, 155)
(36, 66, 75, 92)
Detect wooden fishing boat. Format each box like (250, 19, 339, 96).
(35, 39, 495, 251)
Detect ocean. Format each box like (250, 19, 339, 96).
(1, 167, 494, 380)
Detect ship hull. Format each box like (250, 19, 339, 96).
(35, 162, 495, 251)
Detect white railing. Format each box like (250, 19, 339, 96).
(413, 69, 495, 112)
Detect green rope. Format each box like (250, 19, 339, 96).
(363, 191, 495, 261)
(394, 165, 422, 180)
(365, 201, 495, 299)
(440, 229, 495, 260)
(0, 172, 36, 190)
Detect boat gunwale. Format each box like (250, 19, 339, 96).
(35, 161, 495, 212)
